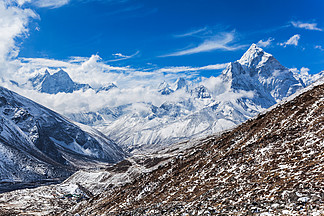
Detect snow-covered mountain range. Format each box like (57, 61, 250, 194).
(0, 86, 125, 188)
(10, 44, 322, 154)
(67, 44, 310, 152)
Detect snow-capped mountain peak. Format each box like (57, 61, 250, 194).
(174, 77, 188, 91)
(158, 81, 174, 95)
(96, 83, 117, 93)
(238, 43, 268, 66)
(221, 44, 305, 102)
(28, 69, 91, 94)
(236, 43, 286, 77)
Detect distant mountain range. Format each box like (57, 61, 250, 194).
(9, 44, 323, 154)
(67, 44, 318, 153)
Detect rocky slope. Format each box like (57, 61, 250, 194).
(71, 79, 324, 215)
(0, 86, 125, 191)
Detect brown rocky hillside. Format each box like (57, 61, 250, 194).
(72, 83, 324, 215)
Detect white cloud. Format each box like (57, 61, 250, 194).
(32, 0, 70, 8)
(315, 45, 324, 51)
(300, 67, 310, 75)
(175, 27, 208, 38)
(256, 37, 274, 48)
(16, 0, 31, 6)
(155, 63, 228, 73)
(15, 55, 136, 88)
(0, 1, 37, 78)
(15, 54, 229, 89)
(291, 21, 322, 31)
(4, 50, 234, 115)
(291, 67, 310, 76)
(108, 51, 139, 62)
(162, 32, 246, 57)
(113, 53, 128, 58)
(280, 34, 301, 47)
(2, 76, 193, 115)
(20, 57, 73, 68)
(200, 75, 255, 102)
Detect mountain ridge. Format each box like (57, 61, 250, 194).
(0, 86, 125, 189)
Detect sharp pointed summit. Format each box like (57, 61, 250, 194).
(158, 81, 174, 95)
(238, 43, 267, 66)
(237, 43, 286, 76)
(221, 44, 304, 101)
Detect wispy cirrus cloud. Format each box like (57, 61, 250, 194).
(174, 27, 208, 38)
(256, 37, 274, 48)
(291, 21, 322, 31)
(155, 63, 228, 73)
(280, 34, 301, 47)
(76, 0, 130, 4)
(315, 45, 324, 51)
(108, 51, 140, 62)
(162, 32, 246, 57)
(32, 0, 70, 8)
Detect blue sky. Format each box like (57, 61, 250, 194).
(13, 0, 324, 75)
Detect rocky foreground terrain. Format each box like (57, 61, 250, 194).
(71, 81, 324, 215)
(0, 81, 323, 215)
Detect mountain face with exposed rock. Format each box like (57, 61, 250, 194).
(0, 86, 125, 191)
